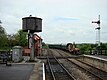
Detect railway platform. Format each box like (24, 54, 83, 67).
(78, 54, 107, 72)
(0, 62, 44, 80)
(89, 55, 107, 60)
(83, 54, 107, 62)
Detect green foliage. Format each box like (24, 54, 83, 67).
(0, 25, 6, 34)
(0, 25, 8, 49)
(100, 43, 107, 49)
(7, 34, 17, 49)
(42, 42, 49, 49)
(77, 43, 107, 54)
(0, 25, 27, 50)
(15, 29, 27, 47)
(77, 43, 95, 54)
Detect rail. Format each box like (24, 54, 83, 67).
(75, 59, 107, 80)
(47, 56, 56, 80)
(46, 54, 76, 80)
(55, 49, 107, 80)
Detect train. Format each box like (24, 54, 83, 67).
(48, 43, 80, 55)
(66, 43, 80, 54)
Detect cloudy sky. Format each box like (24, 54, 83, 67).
(0, 0, 107, 44)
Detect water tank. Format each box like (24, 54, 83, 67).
(22, 16, 42, 33)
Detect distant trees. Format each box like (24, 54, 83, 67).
(0, 23, 27, 50)
(0, 24, 8, 49)
(77, 43, 107, 54)
(100, 43, 107, 50)
(76, 44, 92, 54)
(42, 42, 49, 49)
(15, 29, 27, 47)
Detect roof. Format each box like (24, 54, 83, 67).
(34, 34, 42, 40)
(13, 46, 23, 49)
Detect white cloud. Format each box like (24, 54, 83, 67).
(0, 0, 107, 43)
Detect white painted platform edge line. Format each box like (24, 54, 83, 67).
(84, 55, 107, 62)
(43, 63, 45, 80)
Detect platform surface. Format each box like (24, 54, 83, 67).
(0, 63, 43, 80)
(0, 64, 34, 80)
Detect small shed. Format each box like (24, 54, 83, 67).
(12, 46, 23, 62)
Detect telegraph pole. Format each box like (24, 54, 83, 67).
(92, 15, 101, 46)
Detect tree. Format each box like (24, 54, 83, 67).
(15, 29, 27, 47)
(0, 24, 8, 49)
(77, 43, 92, 54)
(7, 34, 17, 48)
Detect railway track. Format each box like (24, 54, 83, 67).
(45, 50, 76, 80)
(70, 59, 107, 80)
(55, 49, 107, 80)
